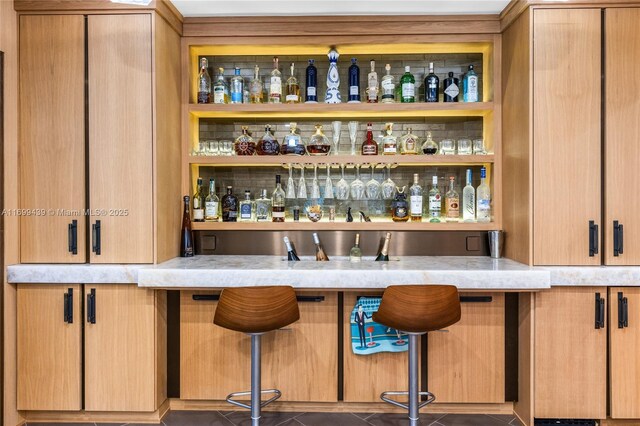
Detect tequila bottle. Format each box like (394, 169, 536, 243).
(400, 66, 415, 103)
(269, 56, 282, 104)
(213, 67, 229, 104)
(239, 190, 254, 221)
(192, 177, 204, 222)
(221, 186, 238, 222)
(348, 58, 361, 103)
(230, 67, 244, 104)
(325, 48, 342, 104)
(272, 175, 286, 222)
(399, 127, 418, 155)
(255, 189, 272, 222)
(425, 62, 439, 102)
(285, 62, 300, 103)
(204, 178, 220, 222)
(428, 176, 441, 223)
(476, 167, 491, 222)
(445, 177, 460, 222)
(305, 59, 318, 103)
(381, 64, 395, 103)
(421, 131, 438, 155)
(462, 169, 476, 222)
(249, 65, 263, 104)
(463, 65, 479, 102)
(367, 59, 379, 103)
(409, 173, 423, 222)
(197, 58, 211, 104)
(381, 123, 397, 155)
(443, 71, 460, 102)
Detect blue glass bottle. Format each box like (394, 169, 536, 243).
(348, 58, 361, 103)
(305, 59, 318, 103)
(230, 67, 244, 104)
(463, 65, 479, 102)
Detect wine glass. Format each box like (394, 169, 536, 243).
(331, 121, 342, 156)
(297, 165, 308, 200)
(350, 164, 365, 201)
(335, 163, 350, 200)
(311, 165, 321, 200)
(286, 165, 296, 199)
(348, 121, 359, 156)
(324, 164, 334, 200)
(381, 164, 397, 200)
(365, 164, 381, 200)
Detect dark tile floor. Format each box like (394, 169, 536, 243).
(26, 410, 524, 426)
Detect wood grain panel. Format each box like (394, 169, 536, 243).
(17, 284, 82, 411)
(84, 285, 157, 412)
(534, 287, 606, 419)
(428, 293, 505, 403)
(88, 14, 153, 263)
(604, 8, 640, 265)
(609, 287, 640, 418)
(532, 9, 601, 265)
(19, 15, 86, 263)
(514, 292, 534, 426)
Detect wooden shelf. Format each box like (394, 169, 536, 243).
(187, 154, 494, 167)
(192, 221, 498, 231)
(189, 102, 494, 119)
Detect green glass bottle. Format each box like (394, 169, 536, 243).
(400, 66, 415, 103)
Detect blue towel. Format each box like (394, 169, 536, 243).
(350, 297, 409, 355)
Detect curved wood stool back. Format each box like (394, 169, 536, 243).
(214, 286, 300, 334)
(373, 285, 461, 333)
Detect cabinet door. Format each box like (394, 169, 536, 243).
(534, 287, 607, 419)
(19, 15, 86, 263)
(609, 287, 640, 418)
(605, 9, 640, 265)
(88, 14, 153, 263)
(533, 9, 602, 265)
(84, 285, 158, 411)
(17, 284, 82, 411)
(428, 293, 505, 403)
(180, 291, 338, 402)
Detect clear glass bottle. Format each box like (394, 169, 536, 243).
(204, 178, 220, 222)
(381, 123, 397, 155)
(381, 63, 395, 103)
(255, 189, 272, 222)
(197, 58, 211, 104)
(221, 186, 238, 222)
(445, 176, 460, 222)
(463, 65, 479, 102)
(256, 124, 280, 156)
(421, 131, 439, 155)
(443, 71, 460, 102)
(349, 233, 362, 262)
(239, 190, 254, 221)
(285, 62, 300, 104)
(367, 59, 379, 103)
(476, 167, 491, 222)
(230, 67, 244, 104)
(306, 124, 331, 156)
(462, 169, 476, 222)
(428, 176, 441, 223)
(400, 127, 418, 155)
(272, 175, 286, 222)
(192, 177, 204, 222)
(269, 56, 282, 104)
(234, 126, 256, 156)
(249, 65, 263, 104)
(361, 122, 378, 155)
(409, 173, 423, 222)
(392, 186, 410, 222)
(348, 58, 361, 103)
(400, 66, 415, 103)
(213, 67, 229, 104)
(424, 62, 439, 102)
(281, 122, 306, 156)
(305, 59, 318, 103)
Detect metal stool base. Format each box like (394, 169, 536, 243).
(380, 390, 435, 411)
(226, 389, 282, 410)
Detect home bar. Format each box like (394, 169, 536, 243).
(2, 1, 640, 425)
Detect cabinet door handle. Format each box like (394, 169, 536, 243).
(618, 292, 629, 328)
(589, 221, 599, 257)
(614, 221, 624, 257)
(87, 289, 96, 324)
(296, 296, 325, 303)
(91, 220, 101, 255)
(67, 288, 74, 323)
(595, 293, 605, 329)
(68, 220, 78, 255)
(64, 291, 69, 323)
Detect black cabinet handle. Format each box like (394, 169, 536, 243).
(614, 221, 624, 257)
(63, 291, 69, 323)
(68, 220, 78, 255)
(192, 294, 220, 301)
(87, 289, 96, 324)
(66, 288, 74, 323)
(92, 220, 101, 255)
(618, 292, 629, 328)
(595, 293, 605, 329)
(297, 296, 325, 303)
(460, 296, 493, 303)
(589, 221, 599, 257)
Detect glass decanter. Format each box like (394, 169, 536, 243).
(306, 124, 331, 156)
(421, 131, 439, 155)
(281, 122, 306, 156)
(381, 123, 397, 155)
(400, 127, 419, 155)
(233, 126, 256, 156)
(256, 124, 280, 156)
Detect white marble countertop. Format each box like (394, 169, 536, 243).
(542, 266, 640, 286)
(7, 263, 147, 284)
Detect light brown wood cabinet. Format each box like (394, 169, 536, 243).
(180, 290, 338, 402)
(16, 284, 166, 413)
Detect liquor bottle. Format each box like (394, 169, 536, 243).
(249, 65, 263, 104)
(428, 176, 441, 223)
(180, 196, 194, 257)
(421, 131, 438, 155)
(312, 232, 329, 261)
(476, 167, 491, 222)
(443, 71, 460, 102)
(239, 190, 254, 221)
(221, 186, 238, 222)
(361, 123, 378, 156)
(409, 173, 423, 222)
(285, 62, 300, 104)
(272, 175, 286, 222)
(400, 66, 416, 103)
(381, 123, 397, 155)
(255, 189, 272, 222)
(212, 67, 229, 104)
(375, 232, 392, 261)
(463, 65, 479, 102)
(192, 177, 204, 222)
(197, 58, 211, 104)
(306, 124, 331, 155)
(234, 126, 256, 156)
(367, 59, 379, 103)
(305, 59, 318, 103)
(462, 169, 476, 222)
(257, 124, 280, 156)
(204, 178, 220, 222)
(281, 122, 305, 156)
(283, 236, 300, 261)
(391, 186, 409, 222)
(381, 63, 395, 103)
(348, 58, 361, 103)
(425, 62, 439, 102)
(325, 48, 342, 104)
(230, 67, 244, 104)
(399, 128, 418, 155)
(445, 176, 460, 222)
(269, 56, 282, 104)
(349, 233, 362, 263)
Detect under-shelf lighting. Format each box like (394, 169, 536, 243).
(110, 0, 152, 5)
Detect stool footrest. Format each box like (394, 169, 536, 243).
(226, 389, 282, 410)
(380, 391, 435, 410)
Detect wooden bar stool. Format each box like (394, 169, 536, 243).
(214, 286, 300, 426)
(373, 285, 461, 426)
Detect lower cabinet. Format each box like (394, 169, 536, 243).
(180, 290, 338, 402)
(17, 284, 166, 413)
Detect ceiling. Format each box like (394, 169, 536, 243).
(170, 0, 512, 18)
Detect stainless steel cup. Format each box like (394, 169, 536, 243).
(488, 230, 504, 258)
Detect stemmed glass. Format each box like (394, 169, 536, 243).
(350, 164, 365, 201)
(286, 165, 297, 199)
(365, 164, 381, 200)
(381, 164, 397, 200)
(331, 121, 342, 156)
(297, 165, 308, 200)
(311, 165, 321, 200)
(335, 163, 350, 200)
(348, 121, 359, 156)
(324, 165, 334, 200)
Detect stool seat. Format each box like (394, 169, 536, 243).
(214, 286, 300, 334)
